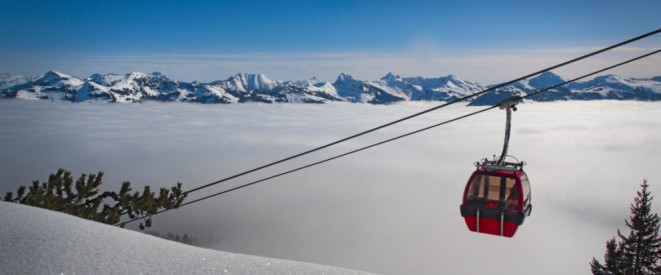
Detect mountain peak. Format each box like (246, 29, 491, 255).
(45, 70, 64, 75)
(226, 73, 275, 91)
(150, 71, 170, 81)
(335, 72, 356, 84)
(233, 72, 268, 80)
(528, 71, 565, 89)
(127, 72, 150, 79)
(42, 70, 69, 80)
(381, 72, 400, 82)
(37, 70, 81, 86)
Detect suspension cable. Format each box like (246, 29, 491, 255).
(182, 28, 661, 197)
(117, 47, 661, 227)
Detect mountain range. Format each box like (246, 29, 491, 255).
(1, 71, 660, 105)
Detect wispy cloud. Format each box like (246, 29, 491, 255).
(2, 44, 659, 85)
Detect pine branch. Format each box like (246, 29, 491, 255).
(4, 169, 186, 231)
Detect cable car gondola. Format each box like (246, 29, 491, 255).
(460, 98, 532, 238)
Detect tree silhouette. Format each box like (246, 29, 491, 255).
(4, 169, 186, 230)
(591, 178, 661, 274)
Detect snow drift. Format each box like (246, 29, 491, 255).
(0, 201, 372, 274)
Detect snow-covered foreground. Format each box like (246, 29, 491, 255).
(0, 201, 372, 274)
(0, 100, 660, 274)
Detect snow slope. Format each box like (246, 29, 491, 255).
(0, 201, 372, 275)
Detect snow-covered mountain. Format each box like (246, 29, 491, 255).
(471, 71, 570, 105)
(0, 73, 36, 89)
(331, 72, 486, 104)
(83, 71, 182, 102)
(567, 74, 661, 101)
(402, 74, 485, 101)
(469, 71, 661, 105)
(334, 72, 407, 104)
(1, 70, 660, 105)
(6, 71, 84, 101)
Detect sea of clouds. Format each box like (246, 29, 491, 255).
(1, 99, 659, 274)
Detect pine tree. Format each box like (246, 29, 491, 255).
(591, 237, 625, 274)
(4, 168, 187, 230)
(591, 179, 661, 274)
(618, 179, 661, 274)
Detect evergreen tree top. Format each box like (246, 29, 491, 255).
(591, 178, 661, 275)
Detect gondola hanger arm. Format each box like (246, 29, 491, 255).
(496, 97, 520, 165)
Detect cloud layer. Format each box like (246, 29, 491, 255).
(0, 100, 660, 274)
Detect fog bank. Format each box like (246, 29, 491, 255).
(1, 100, 659, 274)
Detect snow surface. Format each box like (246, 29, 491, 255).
(223, 73, 277, 92)
(39, 70, 84, 87)
(0, 201, 372, 274)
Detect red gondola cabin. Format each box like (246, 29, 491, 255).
(460, 160, 532, 237)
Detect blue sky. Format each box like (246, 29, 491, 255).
(1, 0, 660, 83)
